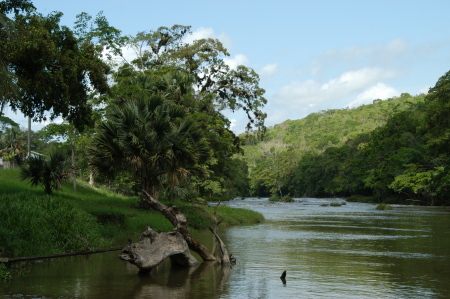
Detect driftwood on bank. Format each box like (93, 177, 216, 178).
(119, 226, 198, 274)
(208, 227, 231, 265)
(140, 191, 216, 261)
(209, 201, 235, 266)
(120, 191, 237, 274)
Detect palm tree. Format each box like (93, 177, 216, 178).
(89, 94, 209, 200)
(20, 151, 71, 195)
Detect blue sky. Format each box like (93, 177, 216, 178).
(5, 0, 450, 133)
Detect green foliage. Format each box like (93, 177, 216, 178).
(121, 25, 267, 133)
(269, 194, 294, 202)
(0, 192, 110, 258)
(1, 9, 111, 129)
(376, 203, 393, 210)
(210, 205, 264, 225)
(244, 94, 426, 198)
(90, 93, 209, 200)
(389, 164, 440, 201)
(0, 125, 26, 159)
(20, 151, 70, 194)
(0, 168, 263, 255)
(0, 0, 35, 14)
(241, 89, 450, 205)
(0, 263, 11, 281)
(105, 24, 266, 199)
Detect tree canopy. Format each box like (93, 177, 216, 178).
(117, 25, 267, 133)
(1, 3, 111, 130)
(89, 92, 210, 200)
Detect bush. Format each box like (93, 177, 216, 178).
(376, 203, 393, 210)
(269, 194, 294, 202)
(0, 264, 11, 281)
(20, 151, 70, 195)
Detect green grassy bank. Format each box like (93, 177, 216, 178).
(0, 169, 264, 260)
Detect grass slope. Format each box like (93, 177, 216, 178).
(0, 169, 264, 258)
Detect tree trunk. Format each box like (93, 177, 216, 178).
(27, 115, 31, 158)
(209, 202, 235, 265)
(140, 190, 216, 261)
(208, 227, 231, 265)
(89, 167, 95, 188)
(72, 140, 76, 192)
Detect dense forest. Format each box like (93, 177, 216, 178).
(1, 1, 450, 206)
(243, 72, 450, 205)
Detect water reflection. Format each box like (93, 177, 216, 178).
(1, 198, 450, 298)
(219, 198, 450, 298)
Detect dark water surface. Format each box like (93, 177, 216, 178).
(1, 198, 450, 298)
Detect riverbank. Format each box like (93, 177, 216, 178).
(0, 169, 263, 262)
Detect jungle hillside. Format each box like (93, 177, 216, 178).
(243, 73, 450, 206)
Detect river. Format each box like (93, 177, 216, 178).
(1, 198, 450, 298)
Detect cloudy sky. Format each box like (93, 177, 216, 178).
(5, 0, 450, 133)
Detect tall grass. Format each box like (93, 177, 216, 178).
(213, 205, 265, 225)
(0, 193, 110, 257)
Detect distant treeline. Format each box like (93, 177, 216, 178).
(243, 70, 450, 205)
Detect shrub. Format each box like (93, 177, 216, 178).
(376, 203, 393, 210)
(20, 151, 70, 195)
(269, 194, 294, 202)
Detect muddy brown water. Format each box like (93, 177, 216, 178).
(1, 198, 450, 298)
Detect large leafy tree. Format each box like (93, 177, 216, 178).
(107, 25, 267, 198)
(119, 25, 267, 133)
(1, 4, 110, 130)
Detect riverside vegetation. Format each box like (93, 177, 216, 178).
(0, 169, 263, 279)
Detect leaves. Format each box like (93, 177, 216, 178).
(20, 151, 71, 195)
(117, 25, 266, 133)
(90, 93, 209, 200)
(2, 10, 111, 130)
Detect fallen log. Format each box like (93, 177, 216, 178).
(140, 191, 216, 261)
(209, 201, 236, 265)
(0, 247, 123, 263)
(119, 226, 198, 274)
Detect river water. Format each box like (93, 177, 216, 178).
(1, 198, 450, 298)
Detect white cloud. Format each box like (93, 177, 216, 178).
(346, 83, 399, 108)
(275, 67, 398, 108)
(260, 63, 278, 78)
(229, 118, 237, 131)
(224, 54, 249, 70)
